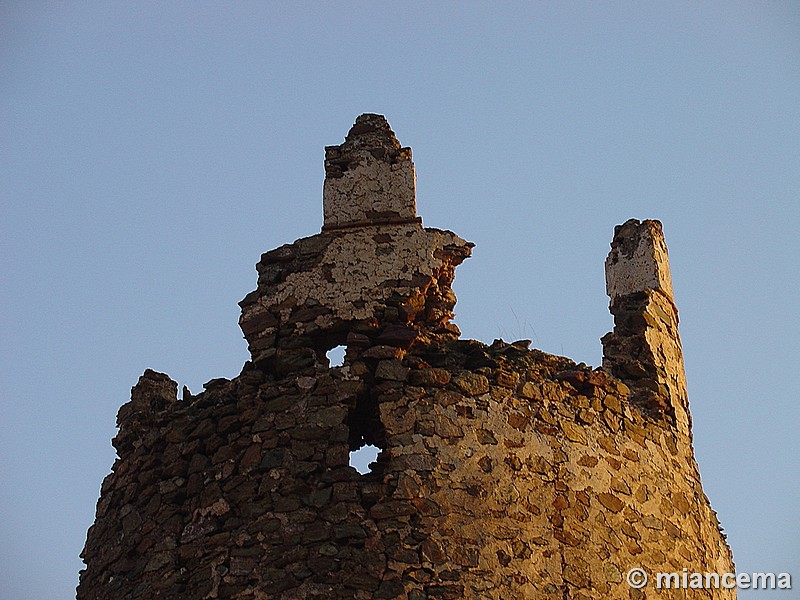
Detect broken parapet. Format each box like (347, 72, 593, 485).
(79, 116, 733, 600)
(237, 226, 472, 378)
(240, 114, 472, 378)
(323, 114, 419, 230)
(601, 219, 691, 439)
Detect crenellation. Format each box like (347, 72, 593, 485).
(79, 115, 732, 600)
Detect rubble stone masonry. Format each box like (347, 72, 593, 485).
(79, 115, 734, 599)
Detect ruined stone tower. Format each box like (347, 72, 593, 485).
(79, 114, 734, 599)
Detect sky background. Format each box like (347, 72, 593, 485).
(2, 2, 798, 598)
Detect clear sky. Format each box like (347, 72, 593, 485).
(2, 3, 798, 599)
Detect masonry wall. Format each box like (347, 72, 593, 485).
(79, 115, 733, 600)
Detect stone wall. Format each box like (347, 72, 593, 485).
(78, 115, 733, 599)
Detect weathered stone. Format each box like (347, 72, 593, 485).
(259, 449, 284, 470)
(476, 429, 497, 445)
(507, 412, 529, 431)
(597, 492, 625, 513)
(518, 381, 537, 399)
(451, 372, 489, 396)
(560, 421, 587, 444)
(408, 368, 451, 387)
(333, 523, 366, 540)
(369, 500, 417, 520)
(420, 538, 447, 564)
(323, 114, 417, 230)
(563, 564, 590, 587)
(433, 390, 463, 407)
(375, 325, 418, 348)
(303, 487, 332, 508)
(80, 116, 734, 600)
(495, 370, 519, 388)
(375, 359, 410, 382)
(604, 563, 623, 583)
(433, 414, 463, 438)
(361, 345, 404, 360)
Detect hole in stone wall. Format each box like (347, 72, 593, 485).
(347, 388, 386, 477)
(326, 345, 346, 367)
(349, 444, 380, 474)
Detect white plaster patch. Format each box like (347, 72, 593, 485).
(257, 223, 469, 324)
(606, 220, 675, 301)
(323, 155, 416, 228)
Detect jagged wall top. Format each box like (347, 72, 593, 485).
(239, 114, 472, 377)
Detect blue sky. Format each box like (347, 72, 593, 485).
(2, 3, 798, 598)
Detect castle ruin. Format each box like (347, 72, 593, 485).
(79, 114, 734, 599)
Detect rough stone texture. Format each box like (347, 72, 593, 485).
(323, 114, 418, 230)
(601, 219, 691, 439)
(238, 223, 471, 379)
(79, 116, 733, 599)
(604, 218, 675, 301)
